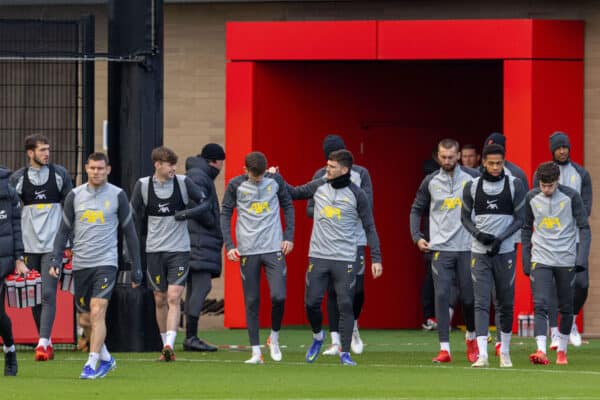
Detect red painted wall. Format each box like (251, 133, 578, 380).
(248, 61, 502, 328)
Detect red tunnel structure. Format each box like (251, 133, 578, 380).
(224, 19, 584, 330)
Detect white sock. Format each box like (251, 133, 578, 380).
(100, 344, 111, 362)
(550, 326, 559, 338)
(160, 332, 167, 347)
(38, 338, 50, 348)
(3, 345, 15, 353)
(331, 331, 341, 345)
(86, 352, 99, 368)
(440, 342, 450, 353)
(270, 330, 279, 344)
(313, 330, 324, 341)
(449, 307, 455, 321)
(477, 336, 488, 359)
(465, 331, 476, 341)
(558, 333, 569, 353)
(572, 320, 579, 331)
(251, 345, 261, 356)
(166, 330, 177, 348)
(536, 335, 547, 353)
(353, 320, 359, 331)
(500, 332, 511, 354)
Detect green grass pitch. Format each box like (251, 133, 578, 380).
(3, 328, 599, 399)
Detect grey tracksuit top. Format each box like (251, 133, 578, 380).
(131, 175, 209, 253)
(461, 175, 526, 254)
(289, 178, 381, 263)
(522, 185, 590, 268)
(533, 161, 592, 216)
(221, 173, 294, 256)
(52, 182, 141, 274)
(410, 166, 479, 252)
(307, 165, 373, 246)
(10, 164, 72, 253)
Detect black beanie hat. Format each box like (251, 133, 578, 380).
(484, 132, 506, 149)
(322, 134, 346, 160)
(549, 131, 571, 153)
(200, 143, 225, 160)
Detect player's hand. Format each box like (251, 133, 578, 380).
(475, 231, 496, 246)
(371, 263, 383, 279)
(417, 238, 430, 253)
(15, 259, 29, 276)
(575, 264, 586, 273)
(267, 166, 279, 174)
(49, 264, 61, 278)
(281, 241, 294, 255)
(486, 238, 502, 257)
(227, 248, 240, 262)
(131, 282, 140, 289)
(174, 210, 188, 221)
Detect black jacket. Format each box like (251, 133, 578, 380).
(0, 168, 24, 279)
(185, 156, 223, 277)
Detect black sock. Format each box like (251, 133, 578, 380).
(186, 315, 199, 339)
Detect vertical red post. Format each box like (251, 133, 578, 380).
(224, 62, 255, 328)
(504, 59, 584, 331)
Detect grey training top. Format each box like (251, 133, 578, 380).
(289, 178, 382, 263)
(130, 175, 209, 253)
(10, 164, 72, 253)
(221, 173, 294, 256)
(533, 161, 592, 217)
(461, 175, 526, 254)
(52, 182, 141, 274)
(307, 165, 373, 246)
(410, 166, 479, 252)
(522, 185, 590, 268)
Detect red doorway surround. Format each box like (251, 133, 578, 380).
(224, 19, 584, 330)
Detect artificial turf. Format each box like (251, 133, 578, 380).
(3, 328, 599, 399)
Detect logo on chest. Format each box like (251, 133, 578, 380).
(539, 217, 561, 230)
(486, 199, 499, 210)
(80, 210, 105, 224)
(34, 190, 47, 200)
(157, 203, 171, 214)
(248, 201, 270, 214)
(440, 197, 462, 211)
(321, 205, 342, 220)
(0, 210, 6, 220)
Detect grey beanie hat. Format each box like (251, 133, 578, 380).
(549, 131, 571, 153)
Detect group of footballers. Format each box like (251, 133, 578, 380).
(0, 129, 591, 378)
(410, 131, 591, 368)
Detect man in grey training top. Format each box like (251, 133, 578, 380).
(220, 151, 294, 364)
(131, 146, 211, 362)
(287, 149, 383, 367)
(10, 134, 73, 361)
(50, 152, 142, 379)
(410, 138, 479, 364)
(523, 162, 590, 366)
(461, 144, 526, 368)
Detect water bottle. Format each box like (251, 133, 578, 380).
(5, 274, 17, 307)
(26, 272, 37, 307)
(61, 261, 73, 292)
(15, 276, 26, 308)
(527, 314, 535, 337)
(517, 314, 527, 337)
(34, 270, 42, 305)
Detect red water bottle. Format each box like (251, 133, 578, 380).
(5, 274, 17, 307)
(15, 276, 26, 308)
(33, 270, 42, 305)
(26, 272, 37, 307)
(61, 261, 73, 292)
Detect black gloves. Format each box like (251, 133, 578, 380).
(132, 267, 143, 286)
(575, 264, 586, 273)
(523, 262, 531, 276)
(174, 211, 188, 221)
(475, 231, 496, 246)
(486, 238, 502, 257)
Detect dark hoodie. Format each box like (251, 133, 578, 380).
(185, 156, 223, 277)
(0, 168, 24, 278)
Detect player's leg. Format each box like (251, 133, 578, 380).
(263, 251, 286, 361)
(529, 264, 552, 365)
(183, 270, 216, 351)
(147, 253, 168, 348)
(161, 252, 189, 360)
(351, 246, 366, 354)
(492, 252, 516, 367)
(304, 258, 330, 363)
(431, 251, 455, 362)
(35, 253, 59, 361)
(471, 253, 492, 367)
(554, 267, 575, 364)
(239, 255, 264, 364)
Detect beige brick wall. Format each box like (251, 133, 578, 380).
(3, 0, 600, 333)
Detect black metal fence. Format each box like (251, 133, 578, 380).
(0, 18, 94, 181)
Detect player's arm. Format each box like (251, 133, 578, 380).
(359, 167, 374, 207)
(572, 191, 591, 270)
(56, 165, 74, 200)
(497, 178, 526, 241)
(580, 169, 593, 217)
(118, 190, 142, 287)
(220, 179, 239, 254)
(274, 174, 295, 254)
(409, 175, 431, 247)
(50, 191, 75, 277)
(355, 188, 382, 278)
(8, 169, 24, 198)
(521, 192, 535, 276)
(286, 177, 326, 200)
(9, 187, 28, 275)
(175, 177, 212, 221)
(306, 168, 323, 218)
